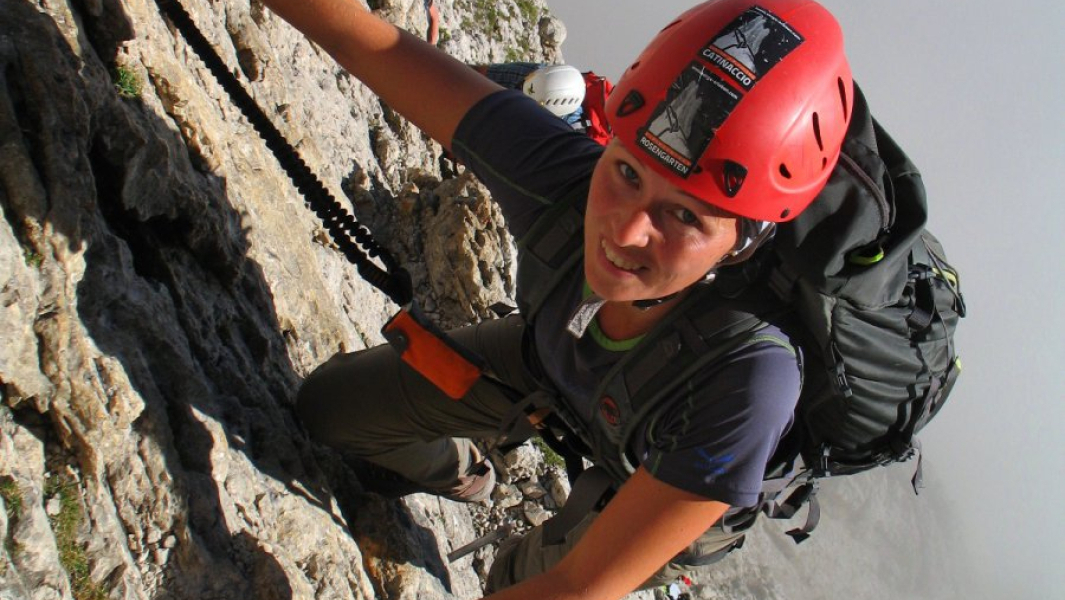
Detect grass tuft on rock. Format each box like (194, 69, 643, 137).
(45, 475, 109, 600)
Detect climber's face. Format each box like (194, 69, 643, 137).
(584, 140, 740, 303)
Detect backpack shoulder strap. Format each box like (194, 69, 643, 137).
(540, 284, 794, 547)
(590, 282, 794, 481)
(515, 180, 590, 320)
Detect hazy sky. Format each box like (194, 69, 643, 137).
(547, 1, 1065, 597)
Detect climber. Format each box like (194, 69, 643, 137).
(425, 0, 440, 45)
(472, 61, 614, 146)
(259, 0, 852, 599)
(472, 62, 587, 127)
(440, 62, 586, 176)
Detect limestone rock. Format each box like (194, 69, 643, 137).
(538, 16, 567, 49)
(0, 0, 562, 597)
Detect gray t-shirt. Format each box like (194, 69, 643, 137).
(453, 91, 800, 507)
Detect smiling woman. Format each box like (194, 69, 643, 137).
(584, 142, 741, 338)
(260, 1, 855, 599)
(551, 2, 1053, 600)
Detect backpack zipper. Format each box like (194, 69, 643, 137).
(837, 151, 890, 230)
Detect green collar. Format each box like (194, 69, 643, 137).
(582, 281, 643, 351)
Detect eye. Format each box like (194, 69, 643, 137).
(671, 207, 699, 226)
(617, 161, 640, 186)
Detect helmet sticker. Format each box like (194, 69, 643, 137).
(639, 64, 740, 176)
(702, 6, 804, 91)
(636, 6, 805, 179)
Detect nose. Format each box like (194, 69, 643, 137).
(611, 203, 656, 248)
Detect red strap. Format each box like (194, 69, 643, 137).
(382, 310, 483, 400)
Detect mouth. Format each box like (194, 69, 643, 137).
(601, 239, 642, 272)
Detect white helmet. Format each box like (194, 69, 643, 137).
(522, 65, 585, 117)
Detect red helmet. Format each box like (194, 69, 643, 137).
(606, 0, 853, 222)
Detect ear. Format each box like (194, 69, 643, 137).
(719, 221, 776, 267)
(731, 218, 745, 254)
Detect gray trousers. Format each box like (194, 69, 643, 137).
(296, 315, 742, 592)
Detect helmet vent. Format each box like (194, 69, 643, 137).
(838, 77, 849, 122)
(779, 164, 792, 179)
(723, 160, 748, 198)
(616, 90, 645, 118)
(812, 112, 824, 151)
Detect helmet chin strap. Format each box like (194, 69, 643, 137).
(630, 220, 775, 311)
(568, 221, 775, 334)
(631, 291, 682, 310)
(565, 287, 682, 339)
(630, 270, 715, 311)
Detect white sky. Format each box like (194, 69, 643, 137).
(547, 1, 1065, 597)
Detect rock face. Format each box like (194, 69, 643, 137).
(0, 1, 969, 600)
(0, 0, 566, 598)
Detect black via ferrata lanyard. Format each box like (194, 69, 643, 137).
(155, 0, 412, 306)
(154, 0, 508, 398)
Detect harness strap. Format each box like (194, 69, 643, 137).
(495, 393, 542, 449)
(675, 534, 746, 567)
(495, 389, 582, 453)
(541, 467, 615, 546)
(783, 485, 821, 544)
(766, 257, 800, 301)
(770, 481, 816, 520)
(494, 385, 592, 485)
(909, 439, 925, 493)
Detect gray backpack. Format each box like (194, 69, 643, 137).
(744, 84, 966, 541)
(769, 83, 964, 472)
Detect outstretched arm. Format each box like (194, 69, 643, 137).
(260, 0, 501, 149)
(486, 467, 731, 600)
